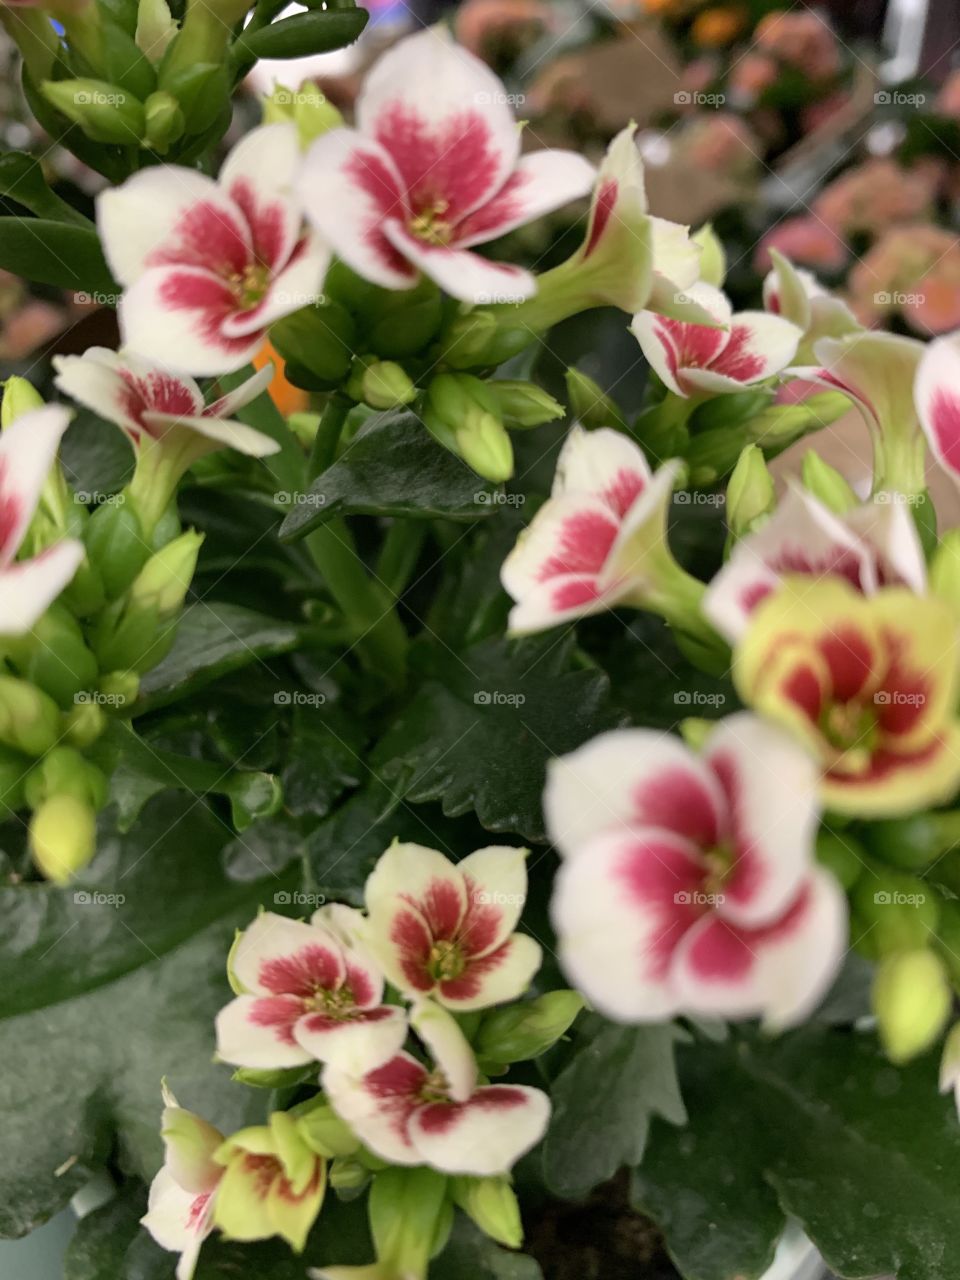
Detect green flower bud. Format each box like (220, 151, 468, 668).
(423, 373, 513, 478)
(143, 89, 184, 152)
(135, 0, 178, 64)
(85, 499, 150, 600)
(450, 1176, 522, 1249)
(686, 426, 749, 487)
(5, 604, 99, 708)
(365, 279, 443, 360)
(692, 223, 726, 288)
(41, 79, 145, 145)
(99, 669, 140, 708)
(861, 814, 953, 872)
(457, 415, 514, 483)
(873, 949, 951, 1064)
(346, 358, 417, 410)
(157, 61, 228, 135)
(801, 450, 858, 515)
(62, 699, 107, 748)
(289, 1097, 361, 1159)
(329, 1157, 369, 1194)
(564, 368, 626, 430)
(487, 380, 563, 429)
(23, 745, 108, 811)
(262, 81, 343, 146)
(678, 717, 713, 752)
(0, 677, 60, 757)
(726, 444, 775, 540)
(692, 390, 770, 434)
(368, 1167, 449, 1278)
(851, 869, 939, 957)
(270, 301, 357, 387)
(1, 376, 44, 427)
(29, 794, 97, 882)
(476, 990, 584, 1067)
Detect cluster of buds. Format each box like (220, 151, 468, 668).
(144, 842, 581, 1277)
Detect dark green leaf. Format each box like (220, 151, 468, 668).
(0, 151, 90, 224)
(233, 8, 368, 60)
(433, 1217, 543, 1279)
(279, 410, 501, 540)
(634, 1028, 960, 1280)
(0, 218, 116, 292)
(543, 1019, 687, 1200)
(281, 703, 365, 818)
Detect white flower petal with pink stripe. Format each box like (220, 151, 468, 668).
(296, 28, 594, 303)
(915, 330, 960, 487)
(0, 406, 84, 636)
(364, 842, 541, 1011)
(548, 713, 845, 1026)
(703, 485, 926, 643)
(632, 283, 801, 397)
(53, 348, 279, 460)
(500, 425, 681, 634)
(97, 123, 327, 375)
(215, 913, 405, 1073)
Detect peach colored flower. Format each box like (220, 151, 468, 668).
(691, 5, 746, 47)
(729, 52, 778, 102)
(755, 217, 848, 274)
(754, 9, 840, 80)
(455, 0, 549, 61)
(936, 69, 960, 121)
(0, 300, 66, 359)
(846, 225, 960, 335)
(675, 113, 759, 179)
(812, 159, 940, 237)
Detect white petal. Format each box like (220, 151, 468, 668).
(695, 310, 800, 386)
(0, 405, 72, 562)
(294, 1005, 408, 1073)
(456, 845, 529, 952)
(230, 912, 347, 996)
(410, 998, 477, 1102)
(214, 993, 314, 1069)
(798, 330, 924, 437)
(437, 932, 542, 1012)
(409, 1084, 550, 1176)
(219, 233, 328, 338)
(204, 363, 274, 418)
(219, 122, 303, 270)
(382, 223, 535, 304)
(551, 424, 652, 505)
(141, 1167, 215, 1270)
(323, 1053, 427, 1166)
(0, 542, 86, 636)
(500, 493, 621, 602)
(142, 413, 280, 458)
(52, 349, 142, 439)
(453, 150, 596, 248)
(915, 332, 960, 485)
(842, 498, 927, 594)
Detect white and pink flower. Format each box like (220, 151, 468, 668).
(141, 1084, 224, 1280)
(631, 283, 802, 398)
(52, 347, 280, 460)
(97, 123, 327, 375)
(500, 425, 681, 634)
(703, 483, 926, 643)
(545, 714, 848, 1028)
(323, 999, 550, 1175)
(0, 405, 84, 636)
(762, 249, 860, 361)
(215, 912, 407, 1073)
(915, 329, 960, 488)
(296, 27, 595, 304)
(363, 842, 541, 1010)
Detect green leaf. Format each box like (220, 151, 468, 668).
(369, 634, 623, 842)
(281, 702, 365, 818)
(543, 1018, 687, 1200)
(0, 794, 292, 1236)
(433, 1217, 543, 1279)
(137, 602, 303, 709)
(279, 410, 501, 540)
(634, 1028, 960, 1280)
(233, 7, 368, 61)
(0, 218, 115, 292)
(0, 150, 90, 224)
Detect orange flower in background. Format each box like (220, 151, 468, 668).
(754, 9, 840, 79)
(813, 159, 942, 237)
(691, 5, 746, 47)
(455, 0, 550, 60)
(254, 340, 309, 418)
(847, 226, 960, 336)
(728, 51, 778, 101)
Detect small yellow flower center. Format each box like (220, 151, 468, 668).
(409, 199, 453, 246)
(229, 262, 271, 309)
(305, 984, 355, 1016)
(428, 939, 466, 982)
(820, 700, 878, 772)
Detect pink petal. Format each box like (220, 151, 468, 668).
(323, 1053, 428, 1165)
(500, 494, 623, 601)
(294, 1004, 408, 1073)
(298, 128, 417, 291)
(453, 151, 595, 248)
(671, 868, 847, 1028)
(381, 223, 534, 304)
(632, 310, 730, 396)
(357, 27, 520, 223)
(53, 348, 146, 443)
(219, 122, 303, 271)
(551, 827, 707, 1022)
(791, 331, 924, 438)
(230, 913, 347, 997)
(504, 573, 617, 634)
(456, 845, 529, 956)
(0, 541, 86, 636)
(702, 713, 820, 927)
(438, 933, 542, 1011)
(916, 332, 960, 484)
(215, 993, 314, 1069)
(684, 311, 800, 393)
(410, 1084, 550, 1176)
(544, 728, 726, 858)
(0, 405, 73, 564)
(550, 425, 652, 514)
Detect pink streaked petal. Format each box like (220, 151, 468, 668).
(366, 842, 468, 939)
(631, 310, 728, 397)
(382, 223, 535, 304)
(794, 331, 924, 438)
(438, 932, 542, 1011)
(142, 412, 281, 459)
(705, 312, 800, 384)
(671, 867, 847, 1028)
(501, 495, 621, 605)
(545, 727, 725, 858)
(294, 1004, 408, 1073)
(142, 1167, 216, 1268)
(505, 574, 624, 634)
(214, 993, 313, 1069)
(842, 498, 926, 594)
(456, 845, 528, 955)
(551, 827, 707, 1022)
(230, 913, 346, 997)
(298, 128, 416, 291)
(323, 1053, 428, 1165)
(357, 27, 520, 222)
(52, 348, 149, 443)
(551, 424, 652, 514)
(0, 540, 86, 636)
(219, 123, 303, 270)
(0, 405, 73, 564)
(219, 234, 328, 339)
(702, 713, 820, 927)
(118, 267, 260, 377)
(203, 363, 274, 419)
(410, 1084, 550, 1176)
(916, 332, 960, 483)
(453, 150, 595, 248)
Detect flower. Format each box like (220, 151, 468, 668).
(914, 330, 960, 488)
(97, 122, 328, 375)
(631, 283, 801, 398)
(754, 9, 840, 80)
(734, 578, 960, 817)
(500, 425, 685, 634)
(755, 216, 848, 275)
(141, 1084, 224, 1280)
(0, 405, 84, 636)
(214, 911, 407, 1073)
(762, 249, 860, 361)
(704, 483, 926, 642)
(545, 713, 847, 1027)
(812, 160, 941, 238)
(295, 27, 595, 304)
(323, 999, 550, 1175)
(363, 842, 541, 1010)
(847, 226, 960, 336)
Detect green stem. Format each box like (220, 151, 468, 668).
(308, 393, 350, 481)
(377, 521, 426, 597)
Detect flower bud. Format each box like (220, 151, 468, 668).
(270, 302, 357, 388)
(487, 381, 563, 429)
(6, 604, 99, 708)
(84, 499, 150, 600)
(0, 676, 60, 756)
(476, 990, 584, 1066)
(1, 376, 44, 428)
(564, 368, 627, 430)
(99, 669, 140, 708)
(801, 449, 858, 515)
(814, 828, 864, 891)
(62, 699, 107, 748)
(450, 1176, 522, 1249)
(726, 444, 775, 539)
(329, 1157, 369, 1193)
(41, 79, 145, 145)
(29, 794, 97, 882)
(24, 745, 108, 811)
(262, 81, 343, 147)
(851, 869, 939, 957)
(457, 415, 514, 483)
(873, 949, 951, 1064)
(424, 373, 514, 479)
(692, 223, 726, 287)
(686, 426, 750, 487)
(347, 358, 417, 410)
(366, 1167, 449, 1279)
(135, 0, 178, 63)
(143, 90, 184, 153)
(290, 1098, 360, 1159)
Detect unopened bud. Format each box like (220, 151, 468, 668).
(41, 80, 145, 145)
(564, 368, 626, 430)
(488, 380, 563, 428)
(262, 81, 342, 146)
(329, 1157, 369, 1193)
(347, 358, 416, 410)
(450, 1176, 522, 1249)
(457, 415, 514, 483)
(692, 223, 726, 288)
(874, 949, 951, 1064)
(143, 90, 184, 153)
(63, 699, 107, 747)
(801, 450, 858, 515)
(476, 990, 584, 1066)
(24, 745, 107, 811)
(128, 529, 203, 620)
(99, 670, 140, 708)
(29, 794, 97, 882)
(726, 444, 775, 539)
(0, 677, 60, 756)
(1, 377, 44, 428)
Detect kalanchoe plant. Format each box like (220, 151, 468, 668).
(7, 14, 960, 1280)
